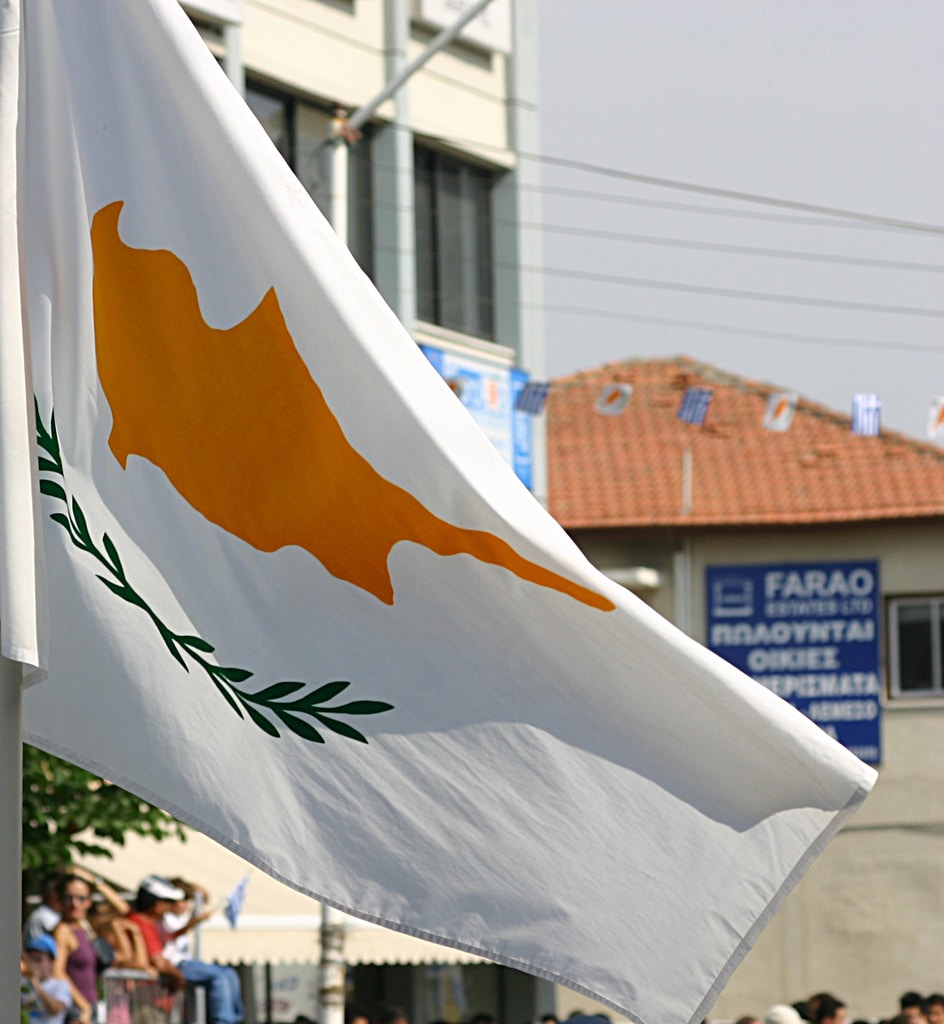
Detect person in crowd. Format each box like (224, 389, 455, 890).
(901, 994, 928, 1024)
(766, 1005, 803, 1024)
(378, 1004, 409, 1024)
(126, 876, 187, 993)
(21, 934, 73, 1024)
(539, 1014, 559, 1024)
(87, 897, 153, 974)
(923, 996, 944, 1024)
(158, 875, 244, 1024)
(813, 996, 847, 1024)
(793, 1002, 812, 1023)
(50, 873, 98, 1024)
(735, 1015, 761, 1024)
(23, 874, 64, 944)
(345, 1005, 370, 1024)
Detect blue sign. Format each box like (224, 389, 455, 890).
(706, 560, 881, 764)
(420, 345, 533, 490)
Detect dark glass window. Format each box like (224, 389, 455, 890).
(890, 598, 944, 696)
(414, 144, 494, 339)
(246, 82, 374, 278)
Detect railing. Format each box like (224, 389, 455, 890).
(101, 968, 184, 1024)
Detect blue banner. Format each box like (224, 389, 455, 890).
(420, 345, 533, 490)
(706, 560, 881, 764)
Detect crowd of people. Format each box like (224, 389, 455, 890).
(727, 990, 944, 1024)
(20, 866, 243, 1024)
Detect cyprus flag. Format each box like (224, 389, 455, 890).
(5, 3, 875, 1023)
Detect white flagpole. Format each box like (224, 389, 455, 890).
(0, 652, 23, 1016)
(0, 0, 26, 1008)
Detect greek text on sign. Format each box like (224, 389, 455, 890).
(707, 560, 881, 765)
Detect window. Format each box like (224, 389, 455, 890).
(245, 83, 374, 277)
(415, 145, 495, 339)
(888, 597, 944, 696)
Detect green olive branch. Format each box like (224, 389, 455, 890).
(34, 399, 394, 744)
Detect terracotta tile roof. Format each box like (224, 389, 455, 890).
(547, 356, 944, 529)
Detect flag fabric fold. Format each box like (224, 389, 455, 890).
(13, 4, 875, 1024)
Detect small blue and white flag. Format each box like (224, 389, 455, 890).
(852, 393, 881, 436)
(677, 387, 713, 426)
(515, 381, 551, 415)
(224, 875, 250, 929)
(595, 383, 633, 416)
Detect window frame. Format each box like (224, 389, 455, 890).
(887, 594, 944, 698)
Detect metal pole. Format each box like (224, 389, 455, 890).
(319, 905, 346, 1024)
(0, 653, 23, 1020)
(346, 0, 499, 135)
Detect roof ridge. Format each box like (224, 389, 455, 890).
(550, 355, 944, 464)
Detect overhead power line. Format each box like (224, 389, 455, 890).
(526, 264, 944, 318)
(432, 135, 944, 236)
(523, 153, 944, 237)
(530, 223, 944, 273)
(528, 305, 944, 356)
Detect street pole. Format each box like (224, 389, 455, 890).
(319, 905, 347, 1024)
(1, 652, 23, 1019)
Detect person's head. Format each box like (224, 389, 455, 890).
(766, 1006, 803, 1024)
(901, 996, 927, 1024)
(814, 997, 847, 1024)
(377, 1006, 408, 1024)
(345, 1006, 369, 1024)
(56, 874, 92, 923)
(23, 934, 57, 980)
(924, 996, 944, 1024)
(134, 875, 186, 917)
(38, 872, 64, 912)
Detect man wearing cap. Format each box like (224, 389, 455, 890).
(127, 875, 188, 991)
(129, 875, 242, 1024)
(21, 934, 74, 1024)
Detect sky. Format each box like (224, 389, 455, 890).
(536, 1, 944, 441)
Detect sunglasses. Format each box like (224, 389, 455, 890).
(62, 894, 91, 904)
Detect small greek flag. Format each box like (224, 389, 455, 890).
(851, 393, 881, 436)
(763, 392, 797, 432)
(595, 384, 633, 416)
(224, 875, 249, 929)
(677, 387, 712, 426)
(515, 381, 551, 415)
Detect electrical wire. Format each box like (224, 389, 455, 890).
(527, 305, 943, 356)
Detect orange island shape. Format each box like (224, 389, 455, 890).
(91, 201, 613, 612)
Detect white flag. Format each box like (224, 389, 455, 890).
(11, 4, 875, 1024)
(763, 392, 797, 433)
(927, 397, 944, 442)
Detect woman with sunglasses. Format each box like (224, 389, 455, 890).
(51, 869, 131, 1024)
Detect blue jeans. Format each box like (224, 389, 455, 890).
(179, 960, 243, 1024)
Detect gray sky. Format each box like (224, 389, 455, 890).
(537, 1, 944, 440)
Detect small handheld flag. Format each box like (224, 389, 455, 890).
(677, 387, 713, 426)
(595, 383, 633, 416)
(763, 392, 797, 432)
(515, 381, 550, 415)
(224, 875, 249, 929)
(852, 393, 881, 436)
(928, 397, 944, 441)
